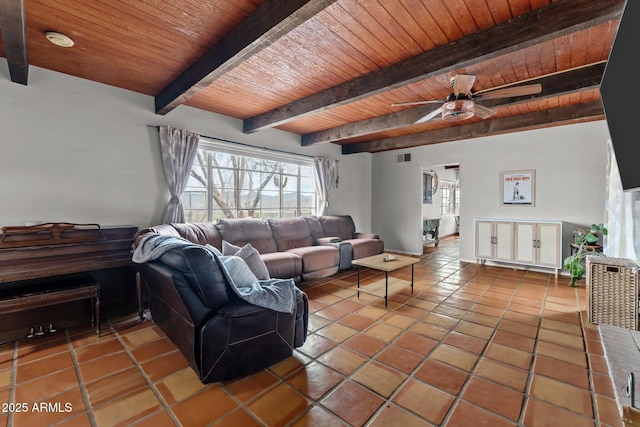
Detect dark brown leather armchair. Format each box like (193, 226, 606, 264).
(136, 244, 308, 384)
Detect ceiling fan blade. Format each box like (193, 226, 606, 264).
(474, 83, 542, 100)
(415, 107, 442, 124)
(391, 100, 444, 107)
(452, 74, 476, 96)
(474, 104, 497, 119)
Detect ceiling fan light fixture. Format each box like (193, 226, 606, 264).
(442, 99, 474, 121)
(45, 31, 75, 48)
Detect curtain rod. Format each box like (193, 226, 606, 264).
(147, 125, 328, 160)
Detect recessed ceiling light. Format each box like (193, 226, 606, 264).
(45, 31, 74, 48)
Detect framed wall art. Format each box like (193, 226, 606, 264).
(501, 170, 535, 206)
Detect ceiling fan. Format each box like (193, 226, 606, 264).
(392, 74, 543, 124)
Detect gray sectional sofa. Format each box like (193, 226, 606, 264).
(134, 215, 384, 283)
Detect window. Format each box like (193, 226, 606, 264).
(440, 180, 460, 215)
(182, 140, 317, 222)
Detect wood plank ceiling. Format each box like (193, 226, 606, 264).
(0, 0, 625, 154)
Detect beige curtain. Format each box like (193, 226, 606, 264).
(313, 157, 338, 215)
(159, 125, 200, 223)
(604, 139, 640, 259)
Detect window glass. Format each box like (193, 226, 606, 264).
(440, 180, 460, 215)
(183, 144, 317, 221)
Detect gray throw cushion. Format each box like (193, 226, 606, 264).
(221, 256, 259, 288)
(222, 241, 271, 280)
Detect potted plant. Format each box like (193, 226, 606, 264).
(563, 223, 608, 287)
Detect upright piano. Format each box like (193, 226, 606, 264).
(0, 222, 138, 343)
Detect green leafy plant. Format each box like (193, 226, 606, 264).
(563, 223, 608, 287)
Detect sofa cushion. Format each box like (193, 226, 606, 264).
(285, 245, 339, 274)
(303, 216, 325, 241)
(269, 218, 314, 251)
(261, 252, 303, 280)
(170, 222, 223, 249)
(222, 241, 270, 280)
(347, 238, 385, 260)
(217, 218, 278, 254)
(318, 215, 356, 241)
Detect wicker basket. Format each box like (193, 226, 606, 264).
(587, 256, 640, 330)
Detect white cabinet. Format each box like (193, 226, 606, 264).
(475, 220, 514, 262)
(475, 219, 562, 276)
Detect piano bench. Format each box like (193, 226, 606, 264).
(0, 284, 101, 338)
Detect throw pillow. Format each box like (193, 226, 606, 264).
(221, 256, 258, 288)
(222, 241, 271, 280)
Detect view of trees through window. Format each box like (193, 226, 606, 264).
(182, 148, 317, 222)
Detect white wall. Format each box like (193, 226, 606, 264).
(372, 121, 611, 263)
(0, 61, 373, 232)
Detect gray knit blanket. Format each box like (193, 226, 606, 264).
(132, 234, 298, 314)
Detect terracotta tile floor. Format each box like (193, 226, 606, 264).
(0, 237, 626, 426)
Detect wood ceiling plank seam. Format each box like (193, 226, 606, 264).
(337, 0, 419, 60)
(244, 40, 337, 94)
(460, 0, 497, 30)
(306, 23, 385, 76)
(508, 50, 532, 82)
(154, 0, 340, 115)
(406, 0, 449, 47)
(281, 20, 367, 83)
(290, 20, 363, 78)
(584, 24, 615, 65)
(243, 0, 623, 133)
(441, 0, 481, 37)
(315, 12, 386, 70)
(551, 35, 573, 72)
(529, 0, 550, 11)
(486, 0, 520, 24)
(422, 0, 466, 41)
(360, 0, 426, 57)
(127, 0, 239, 34)
(507, 0, 533, 18)
(381, 0, 436, 52)
(568, 32, 589, 70)
(323, 3, 398, 66)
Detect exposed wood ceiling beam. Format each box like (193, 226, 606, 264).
(0, 0, 28, 85)
(342, 101, 605, 154)
(243, 0, 622, 133)
(301, 61, 607, 145)
(154, 0, 338, 115)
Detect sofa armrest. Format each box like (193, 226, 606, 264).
(315, 236, 342, 245)
(354, 232, 380, 240)
(330, 241, 353, 272)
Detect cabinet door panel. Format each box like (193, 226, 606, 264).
(515, 223, 535, 264)
(475, 221, 494, 259)
(538, 223, 561, 267)
(494, 222, 514, 261)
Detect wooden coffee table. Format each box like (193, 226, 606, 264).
(352, 253, 420, 307)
